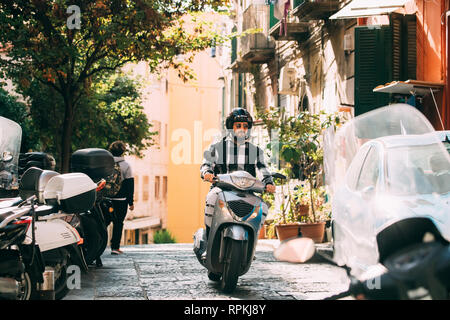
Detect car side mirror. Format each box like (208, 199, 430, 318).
(361, 185, 375, 200)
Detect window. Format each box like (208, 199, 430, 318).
(155, 176, 160, 200)
(164, 123, 168, 147)
(354, 14, 416, 116)
(355, 147, 380, 191)
(345, 145, 371, 191)
(163, 176, 168, 200)
(134, 176, 139, 202)
(142, 176, 149, 201)
(152, 120, 161, 146)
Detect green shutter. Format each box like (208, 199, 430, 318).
(238, 73, 243, 108)
(231, 26, 237, 63)
(269, 4, 279, 30)
(391, 13, 417, 81)
(391, 15, 402, 81)
(293, 0, 304, 9)
(403, 15, 417, 80)
(354, 26, 393, 116)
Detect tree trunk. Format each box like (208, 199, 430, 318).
(60, 96, 74, 173)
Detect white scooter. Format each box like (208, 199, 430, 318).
(16, 167, 95, 299)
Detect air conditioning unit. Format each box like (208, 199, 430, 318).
(278, 66, 297, 95)
(343, 33, 353, 54)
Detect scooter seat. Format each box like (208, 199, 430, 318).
(0, 208, 17, 226)
(34, 205, 58, 217)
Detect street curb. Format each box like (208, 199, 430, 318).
(257, 239, 333, 258)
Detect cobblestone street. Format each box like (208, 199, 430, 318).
(64, 240, 350, 300)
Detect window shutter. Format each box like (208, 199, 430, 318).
(231, 26, 237, 63)
(354, 26, 392, 116)
(404, 15, 417, 80)
(391, 13, 417, 81)
(391, 15, 402, 81)
(238, 73, 243, 108)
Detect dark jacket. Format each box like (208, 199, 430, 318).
(200, 137, 274, 186)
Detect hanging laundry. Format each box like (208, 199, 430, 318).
(275, 0, 290, 37)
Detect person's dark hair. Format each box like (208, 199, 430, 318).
(109, 141, 126, 157)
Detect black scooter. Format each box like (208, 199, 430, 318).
(322, 240, 450, 300)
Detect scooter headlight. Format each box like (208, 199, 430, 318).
(230, 176, 255, 189)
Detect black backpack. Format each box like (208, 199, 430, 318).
(102, 161, 123, 197)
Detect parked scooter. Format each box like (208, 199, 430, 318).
(321, 240, 450, 300)
(0, 195, 49, 300)
(69, 148, 118, 267)
(18, 167, 93, 299)
(67, 179, 111, 267)
(193, 171, 285, 293)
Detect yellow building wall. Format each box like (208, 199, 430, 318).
(167, 50, 223, 243)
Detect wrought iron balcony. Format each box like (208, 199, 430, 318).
(240, 4, 275, 64)
(269, 2, 309, 41)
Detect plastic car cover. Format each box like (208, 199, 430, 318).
(323, 104, 450, 276)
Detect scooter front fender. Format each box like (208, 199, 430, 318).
(223, 225, 248, 241)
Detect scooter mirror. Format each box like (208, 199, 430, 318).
(2, 152, 13, 163)
(273, 237, 316, 263)
(271, 172, 287, 180)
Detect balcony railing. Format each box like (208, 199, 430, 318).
(240, 4, 275, 64)
(269, 2, 309, 41)
(292, 0, 340, 21)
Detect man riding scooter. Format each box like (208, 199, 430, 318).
(200, 108, 276, 254)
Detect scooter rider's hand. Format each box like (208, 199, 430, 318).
(265, 184, 276, 193)
(203, 173, 215, 183)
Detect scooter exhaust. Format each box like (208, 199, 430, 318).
(0, 277, 20, 300)
(38, 267, 55, 300)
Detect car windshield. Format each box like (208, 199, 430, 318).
(386, 143, 450, 196)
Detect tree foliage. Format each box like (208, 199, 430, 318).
(0, 86, 40, 153)
(22, 73, 156, 170)
(0, 0, 232, 171)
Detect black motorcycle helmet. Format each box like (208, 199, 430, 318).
(225, 108, 253, 130)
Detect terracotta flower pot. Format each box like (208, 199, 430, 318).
(275, 224, 301, 241)
(299, 221, 326, 243)
(258, 225, 266, 239)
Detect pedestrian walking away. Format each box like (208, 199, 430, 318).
(108, 141, 135, 255)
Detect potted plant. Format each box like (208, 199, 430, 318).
(264, 168, 302, 241)
(292, 184, 331, 243)
(258, 107, 341, 242)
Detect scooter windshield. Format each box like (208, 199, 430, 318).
(0, 116, 22, 191)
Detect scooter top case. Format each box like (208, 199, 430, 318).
(70, 148, 115, 183)
(43, 173, 97, 213)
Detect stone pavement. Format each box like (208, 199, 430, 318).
(63, 240, 351, 300)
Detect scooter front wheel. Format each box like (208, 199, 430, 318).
(208, 271, 221, 282)
(220, 239, 243, 293)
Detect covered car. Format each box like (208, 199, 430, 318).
(324, 104, 450, 279)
